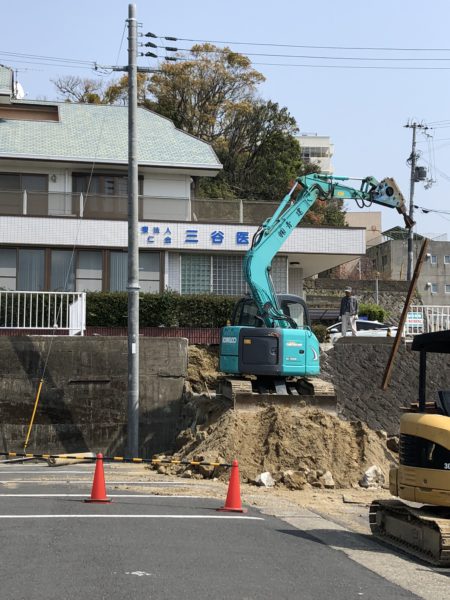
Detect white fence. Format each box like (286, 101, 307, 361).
(404, 305, 450, 337)
(0, 291, 86, 335)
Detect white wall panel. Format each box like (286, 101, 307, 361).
(0, 217, 365, 256)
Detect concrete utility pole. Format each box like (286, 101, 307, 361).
(405, 121, 428, 281)
(96, 7, 158, 457)
(127, 3, 140, 457)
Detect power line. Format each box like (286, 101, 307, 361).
(172, 56, 450, 71)
(0, 59, 94, 70)
(0, 50, 94, 65)
(170, 37, 450, 52)
(164, 46, 450, 62)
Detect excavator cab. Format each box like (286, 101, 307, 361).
(231, 294, 310, 329)
(370, 330, 450, 566)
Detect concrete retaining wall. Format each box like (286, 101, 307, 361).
(321, 337, 450, 434)
(0, 336, 187, 457)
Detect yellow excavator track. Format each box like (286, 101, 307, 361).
(369, 499, 450, 567)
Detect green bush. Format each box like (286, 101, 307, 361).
(311, 324, 329, 343)
(86, 291, 237, 328)
(358, 302, 388, 323)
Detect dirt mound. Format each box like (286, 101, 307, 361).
(187, 345, 221, 393)
(175, 405, 395, 488)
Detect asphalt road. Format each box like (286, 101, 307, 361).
(0, 463, 428, 600)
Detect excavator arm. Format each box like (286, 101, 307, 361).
(245, 173, 413, 328)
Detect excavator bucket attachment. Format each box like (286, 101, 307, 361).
(219, 377, 337, 414)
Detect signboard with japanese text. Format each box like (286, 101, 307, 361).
(139, 222, 252, 250)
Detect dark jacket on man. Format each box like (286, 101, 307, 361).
(340, 295, 358, 317)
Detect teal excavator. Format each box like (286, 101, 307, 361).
(219, 173, 413, 408)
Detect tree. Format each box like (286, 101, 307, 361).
(52, 76, 105, 104)
(52, 73, 150, 105)
(52, 45, 345, 225)
(146, 44, 265, 142)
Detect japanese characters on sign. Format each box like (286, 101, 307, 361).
(139, 225, 250, 248)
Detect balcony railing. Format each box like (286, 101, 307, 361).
(0, 190, 282, 224)
(0, 291, 86, 335)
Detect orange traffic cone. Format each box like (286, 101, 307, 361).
(217, 460, 247, 513)
(84, 453, 111, 503)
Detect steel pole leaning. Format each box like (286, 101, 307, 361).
(23, 378, 44, 450)
(127, 3, 140, 458)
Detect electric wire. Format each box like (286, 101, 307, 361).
(167, 55, 450, 71)
(161, 46, 450, 62)
(170, 37, 450, 52)
(23, 21, 128, 450)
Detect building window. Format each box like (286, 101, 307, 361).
(110, 252, 128, 292)
(110, 251, 160, 292)
(51, 250, 75, 291)
(431, 283, 438, 294)
(73, 173, 143, 220)
(444, 255, 450, 265)
(445, 284, 450, 294)
(17, 249, 45, 291)
(430, 255, 438, 265)
(139, 252, 160, 293)
(181, 253, 288, 296)
(212, 255, 247, 296)
(300, 147, 330, 159)
(181, 255, 211, 294)
(0, 248, 17, 290)
(0, 173, 48, 216)
(381, 255, 388, 268)
(76, 251, 102, 291)
(271, 256, 288, 293)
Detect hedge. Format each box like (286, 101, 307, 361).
(85, 293, 390, 329)
(86, 291, 237, 328)
(358, 302, 389, 323)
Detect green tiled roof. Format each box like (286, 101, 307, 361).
(0, 65, 12, 95)
(0, 98, 221, 170)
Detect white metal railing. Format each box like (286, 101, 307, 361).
(404, 305, 450, 337)
(0, 291, 86, 335)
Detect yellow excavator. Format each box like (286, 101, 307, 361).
(370, 329, 450, 566)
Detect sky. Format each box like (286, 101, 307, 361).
(2, 0, 450, 239)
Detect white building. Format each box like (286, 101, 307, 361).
(297, 134, 334, 174)
(0, 66, 364, 299)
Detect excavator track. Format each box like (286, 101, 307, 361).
(369, 499, 450, 567)
(219, 376, 337, 413)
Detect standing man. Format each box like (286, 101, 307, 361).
(340, 286, 358, 337)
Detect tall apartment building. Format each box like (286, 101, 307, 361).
(297, 134, 334, 174)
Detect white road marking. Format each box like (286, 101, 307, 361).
(0, 514, 262, 520)
(0, 494, 205, 498)
(0, 470, 93, 474)
(0, 480, 201, 485)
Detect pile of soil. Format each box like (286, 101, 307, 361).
(174, 405, 395, 489)
(187, 345, 221, 393)
(186, 340, 450, 435)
